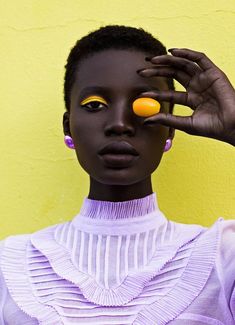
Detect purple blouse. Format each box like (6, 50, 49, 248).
(0, 192, 235, 324)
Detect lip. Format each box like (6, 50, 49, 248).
(98, 141, 139, 168)
(99, 153, 139, 168)
(98, 141, 139, 156)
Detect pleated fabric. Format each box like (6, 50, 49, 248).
(0, 193, 235, 325)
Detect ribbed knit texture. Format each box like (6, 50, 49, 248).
(0, 192, 235, 325)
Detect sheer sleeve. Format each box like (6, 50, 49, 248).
(0, 240, 7, 324)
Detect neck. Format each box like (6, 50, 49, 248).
(88, 176, 153, 202)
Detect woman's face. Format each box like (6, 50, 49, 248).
(64, 49, 174, 186)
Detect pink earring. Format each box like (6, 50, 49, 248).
(64, 135, 75, 149)
(164, 139, 172, 152)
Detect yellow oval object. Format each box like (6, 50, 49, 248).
(133, 97, 161, 117)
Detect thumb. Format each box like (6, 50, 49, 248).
(143, 113, 195, 135)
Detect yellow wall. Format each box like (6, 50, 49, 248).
(0, 0, 234, 239)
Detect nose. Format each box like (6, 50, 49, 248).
(104, 101, 136, 137)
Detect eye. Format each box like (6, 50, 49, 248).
(80, 96, 108, 111)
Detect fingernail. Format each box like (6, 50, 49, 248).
(143, 120, 155, 126)
(136, 69, 145, 74)
(168, 48, 178, 52)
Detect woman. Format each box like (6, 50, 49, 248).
(0, 25, 235, 324)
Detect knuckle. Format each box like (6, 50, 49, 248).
(219, 70, 227, 79)
(210, 69, 225, 80)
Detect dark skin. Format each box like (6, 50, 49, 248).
(63, 48, 235, 202)
(140, 48, 235, 146)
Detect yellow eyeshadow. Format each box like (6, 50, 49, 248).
(80, 96, 107, 106)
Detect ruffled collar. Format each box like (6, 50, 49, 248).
(71, 192, 167, 236)
(0, 191, 222, 324)
(78, 192, 158, 220)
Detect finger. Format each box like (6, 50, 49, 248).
(143, 112, 195, 135)
(148, 54, 201, 76)
(168, 48, 218, 71)
(139, 67, 191, 88)
(141, 90, 201, 109)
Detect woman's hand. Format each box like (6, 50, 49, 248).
(138, 48, 235, 146)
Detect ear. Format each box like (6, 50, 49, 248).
(167, 103, 175, 141)
(63, 111, 71, 136)
(168, 127, 175, 140)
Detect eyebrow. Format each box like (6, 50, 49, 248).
(79, 86, 160, 98)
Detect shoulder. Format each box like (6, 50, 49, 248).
(0, 223, 63, 287)
(0, 234, 31, 282)
(172, 217, 235, 270)
(0, 221, 68, 263)
(0, 240, 8, 295)
(0, 223, 62, 267)
(0, 240, 4, 251)
(217, 218, 235, 269)
(0, 223, 62, 249)
(0, 234, 31, 254)
(218, 218, 235, 242)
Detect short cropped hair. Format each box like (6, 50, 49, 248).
(64, 25, 174, 112)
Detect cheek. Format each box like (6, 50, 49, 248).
(144, 125, 169, 149)
(70, 114, 102, 166)
(136, 130, 166, 172)
(70, 111, 101, 143)
(72, 137, 97, 176)
(146, 142, 164, 169)
(144, 128, 168, 165)
(70, 115, 88, 136)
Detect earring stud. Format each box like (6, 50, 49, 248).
(64, 135, 75, 149)
(164, 139, 172, 152)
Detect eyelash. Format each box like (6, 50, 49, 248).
(80, 96, 108, 111)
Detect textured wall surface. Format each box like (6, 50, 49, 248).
(0, 0, 234, 239)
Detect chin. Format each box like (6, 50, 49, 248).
(92, 169, 148, 186)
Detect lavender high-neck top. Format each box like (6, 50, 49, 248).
(0, 192, 235, 324)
